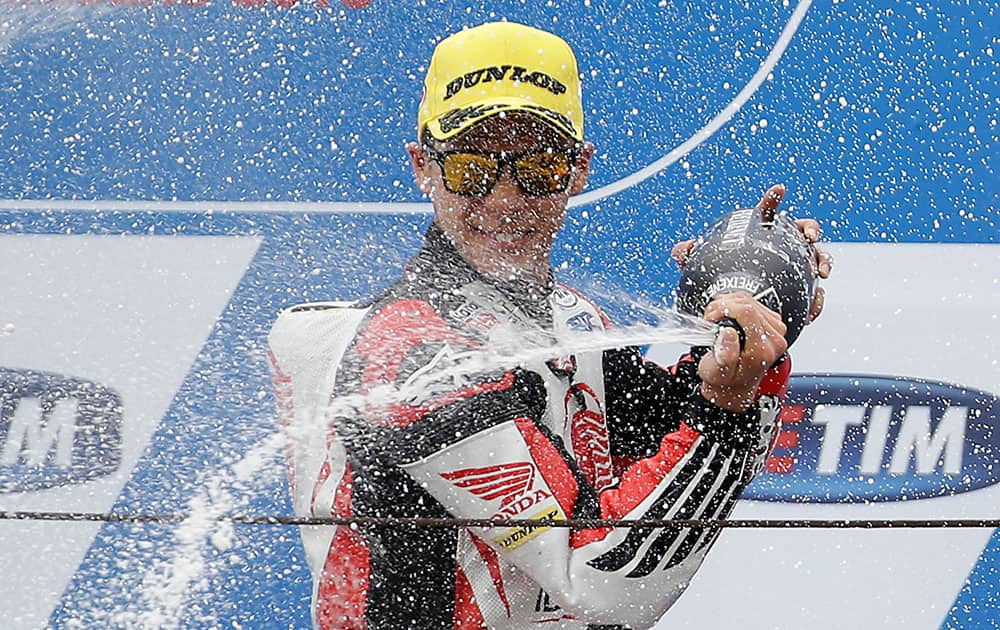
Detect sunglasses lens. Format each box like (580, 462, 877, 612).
(515, 151, 574, 196)
(432, 148, 576, 197)
(441, 152, 499, 196)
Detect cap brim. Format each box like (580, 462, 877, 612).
(424, 97, 582, 142)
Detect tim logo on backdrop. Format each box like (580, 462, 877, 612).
(0, 368, 123, 493)
(746, 374, 1000, 502)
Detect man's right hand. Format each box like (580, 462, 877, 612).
(697, 291, 788, 412)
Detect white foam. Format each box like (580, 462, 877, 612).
(0, 0, 113, 53)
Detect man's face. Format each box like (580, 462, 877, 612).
(408, 114, 593, 284)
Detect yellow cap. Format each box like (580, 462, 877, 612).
(417, 22, 584, 142)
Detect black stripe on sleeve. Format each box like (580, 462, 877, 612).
(662, 485, 740, 572)
(661, 447, 766, 572)
(585, 437, 715, 573)
(627, 452, 739, 577)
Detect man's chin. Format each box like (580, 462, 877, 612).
(475, 231, 534, 253)
(477, 258, 550, 284)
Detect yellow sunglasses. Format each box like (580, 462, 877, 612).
(422, 145, 578, 197)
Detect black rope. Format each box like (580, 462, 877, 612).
(2, 511, 998, 529)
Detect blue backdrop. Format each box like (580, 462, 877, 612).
(0, 0, 996, 627)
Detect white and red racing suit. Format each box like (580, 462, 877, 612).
(267, 226, 790, 630)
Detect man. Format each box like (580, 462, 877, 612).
(268, 21, 830, 630)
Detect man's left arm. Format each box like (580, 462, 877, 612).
(602, 343, 790, 483)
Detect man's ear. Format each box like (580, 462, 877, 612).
(407, 141, 433, 195)
(568, 141, 595, 196)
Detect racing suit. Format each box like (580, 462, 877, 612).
(267, 225, 789, 629)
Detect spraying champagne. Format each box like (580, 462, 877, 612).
(676, 185, 819, 349)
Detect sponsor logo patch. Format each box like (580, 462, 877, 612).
(443, 65, 568, 101)
(441, 462, 562, 538)
(753, 286, 783, 314)
(746, 374, 1000, 503)
(719, 207, 753, 250)
(565, 312, 594, 332)
(491, 505, 564, 551)
(565, 383, 614, 491)
(439, 103, 507, 133)
(398, 344, 476, 406)
(449, 300, 499, 334)
(699, 274, 764, 304)
(1, 368, 123, 493)
(441, 462, 537, 508)
(551, 285, 579, 308)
